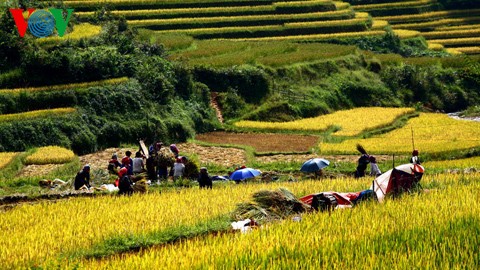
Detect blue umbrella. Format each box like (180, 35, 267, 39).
(301, 158, 330, 172)
(230, 168, 261, 181)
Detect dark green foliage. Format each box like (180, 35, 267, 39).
(216, 89, 249, 119)
(193, 65, 270, 103)
(135, 56, 176, 105)
(438, 0, 480, 9)
(328, 31, 449, 57)
(380, 64, 475, 112)
(242, 101, 300, 122)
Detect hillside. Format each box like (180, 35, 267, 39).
(1, 0, 480, 155)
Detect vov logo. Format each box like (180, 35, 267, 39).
(9, 8, 74, 38)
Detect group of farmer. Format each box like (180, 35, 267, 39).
(354, 149, 421, 178)
(74, 141, 212, 193)
(74, 140, 423, 193)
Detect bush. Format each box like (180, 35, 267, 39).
(135, 56, 176, 104)
(193, 65, 270, 103)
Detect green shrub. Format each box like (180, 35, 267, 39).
(193, 65, 270, 103)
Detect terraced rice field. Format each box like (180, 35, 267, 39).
(425, 156, 480, 170)
(0, 108, 76, 122)
(25, 146, 76, 165)
(234, 107, 415, 136)
(0, 153, 18, 170)
(0, 77, 128, 94)
(61, 0, 386, 43)
(352, 0, 480, 54)
(168, 40, 358, 67)
(320, 113, 480, 155)
(37, 23, 102, 44)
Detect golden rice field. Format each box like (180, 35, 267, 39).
(393, 29, 420, 39)
(128, 11, 345, 28)
(426, 156, 480, 169)
(37, 23, 102, 44)
(235, 107, 415, 136)
(421, 29, 480, 39)
(76, 5, 274, 17)
(427, 43, 444, 51)
(82, 175, 480, 269)
(371, 19, 388, 30)
(170, 40, 358, 67)
(228, 30, 385, 42)
(3, 173, 477, 269)
(393, 17, 480, 30)
(24, 146, 75, 165)
(376, 9, 480, 23)
(320, 113, 480, 154)
(0, 108, 76, 122)
(449, 46, 480, 55)
(428, 37, 480, 47)
(354, 0, 433, 10)
(0, 77, 128, 94)
(0, 179, 369, 268)
(0, 152, 18, 170)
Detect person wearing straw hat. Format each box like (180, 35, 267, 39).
(198, 167, 212, 189)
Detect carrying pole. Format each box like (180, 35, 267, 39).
(411, 127, 415, 151)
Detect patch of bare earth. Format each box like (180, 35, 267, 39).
(178, 143, 246, 167)
(80, 147, 137, 172)
(78, 144, 246, 170)
(17, 164, 63, 177)
(195, 132, 319, 153)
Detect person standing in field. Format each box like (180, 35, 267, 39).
(173, 158, 185, 181)
(132, 151, 145, 174)
(122, 151, 133, 176)
(410, 149, 421, 165)
(146, 152, 157, 181)
(369, 156, 382, 177)
(355, 154, 370, 178)
(170, 144, 179, 158)
(355, 144, 370, 178)
(198, 167, 212, 189)
(74, 165, 91, 190)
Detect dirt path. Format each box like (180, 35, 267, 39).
(210, 92, 224, 124)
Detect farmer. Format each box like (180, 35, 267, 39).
(198, 167, 212, 189)
(173, 158, 185, 181)
(74, 165, 91, 190)
(132, 151, 145, 174)
(117, 167, 133, 195)
(121, 151, 133, 175)
(355, 154, 370, 178)
(369, 156, 382, 177)
(170, 144, 179, 158)
(410, 149, 421, 165)
(314, 169, 324, 179)
(108, 153, 121, 174)
(146, 152, 157, 181)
